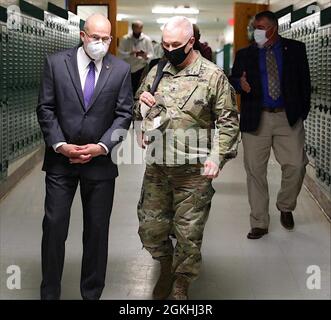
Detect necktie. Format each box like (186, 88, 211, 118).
(83, 61, 95, 109)
(266, 48, 281, 100)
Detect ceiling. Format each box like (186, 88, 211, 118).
(117, 0, 269, 30)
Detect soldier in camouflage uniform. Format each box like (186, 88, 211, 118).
(133, 16, 239, 300)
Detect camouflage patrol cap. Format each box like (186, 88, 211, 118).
(141, 95, 172, 137)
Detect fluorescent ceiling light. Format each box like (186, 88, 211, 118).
(152, 6, 199, 15)
(157, 17, 197, 24)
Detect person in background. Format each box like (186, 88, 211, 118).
(118, 20, 154, 95)
(149, 39, 164, 70)
(193, 24, 213, 62)
(230, 11, 310, 239)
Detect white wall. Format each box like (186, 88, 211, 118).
(142, 24, 229, 52)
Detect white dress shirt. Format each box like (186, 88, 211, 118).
(53, 46, 109, 154)
(77, 46, 103, 89)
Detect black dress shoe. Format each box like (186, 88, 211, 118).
(280, 211, 294, 230)
(247, 228, 268, 239)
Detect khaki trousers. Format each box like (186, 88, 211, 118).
(242, 111, 309, 229)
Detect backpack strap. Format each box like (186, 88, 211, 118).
(150, 59, 168, 95)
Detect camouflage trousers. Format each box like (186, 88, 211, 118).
(137, 164, 215, 281)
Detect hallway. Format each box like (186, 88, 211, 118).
(0, 139, 330, 299)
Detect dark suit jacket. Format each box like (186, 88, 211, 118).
(229, 37, 311, 132)
(37, 46, 133, 180)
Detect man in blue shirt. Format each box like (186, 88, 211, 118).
(230, 11, 310, 239)
(258, 38, 284, 109)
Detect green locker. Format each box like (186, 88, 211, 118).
(0, 22, 9, 180)
(0, 4, 80, 182)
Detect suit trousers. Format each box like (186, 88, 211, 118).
(40, 172, 115, 300)
(242, 111, 308, 229)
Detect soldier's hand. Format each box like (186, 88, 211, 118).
(240, 71, 251, 93)
(203, 160, 220, 179)
(139, 91, 156, 107)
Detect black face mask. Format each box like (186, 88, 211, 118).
(133, 32, 141, 39)
(163, 40, 192, 66)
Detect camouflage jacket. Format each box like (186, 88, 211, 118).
(133, 52, 239, 169)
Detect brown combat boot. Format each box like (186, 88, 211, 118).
(172, 275, 190, 300)
(153, 256, 174, 300)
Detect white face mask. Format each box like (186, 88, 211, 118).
(254, 29, 268, 48)
(85, 40, 109, 60)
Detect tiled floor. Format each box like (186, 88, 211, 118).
(0, 141, 330, 299)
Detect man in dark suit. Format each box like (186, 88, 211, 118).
(37, 14, 132, 299)
(230, 11, 310, 239)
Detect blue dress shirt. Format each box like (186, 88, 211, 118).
(259, 38, 284, 108)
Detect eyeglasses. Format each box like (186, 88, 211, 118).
(84, 30, 112, 45)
